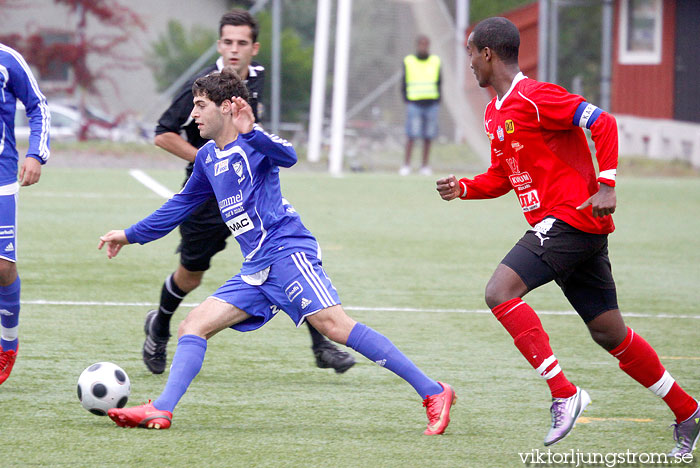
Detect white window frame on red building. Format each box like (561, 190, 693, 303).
(618, 0, 663, 65)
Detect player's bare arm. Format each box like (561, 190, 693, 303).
(18, 157, 42, 186)
(231, 96, 254, 133)
(576, 183, 616, 218)
(436, 174, 461, 201)
(98, 230, 130, 259)
(153, 132, 198, 163)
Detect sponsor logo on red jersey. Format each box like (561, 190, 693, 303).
(509, 172, 532, 187)
(505, 119, 515, 134)
(518, 189, 540, 212)
(497, 126, 504, 141)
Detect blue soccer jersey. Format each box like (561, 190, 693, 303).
(0, 44, 50, 186)
(125, 125, 319, 275)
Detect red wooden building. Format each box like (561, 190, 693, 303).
(613, 0, 699, 122)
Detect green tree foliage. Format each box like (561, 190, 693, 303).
(466, 0, 602, 101)
(278, 0, 316, 45)
(148, 21, 218, 92)
(147, 6, 313, 122)
(469, 0, 533, 23)
(252, 10, 314, 122)
(557, 3, 602, 102)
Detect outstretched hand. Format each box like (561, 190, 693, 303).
(577, 183, 616, 218)
(436, 174, 461, 201)
(231, 96, 254, 134)
(98, 230, 129, 259)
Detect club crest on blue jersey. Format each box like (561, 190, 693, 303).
(233, 161, 243, 177)
(233, 160, 246, 183)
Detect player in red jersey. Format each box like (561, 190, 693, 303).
(437, 17, 699, 454)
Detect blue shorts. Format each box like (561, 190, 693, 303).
(212, 251, 341, 332)
(0, 192, 18, 262)
(405, 101, 439, 139)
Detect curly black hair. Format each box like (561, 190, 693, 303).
(192, 66, 250, 106)
(472, 17, 520, 65)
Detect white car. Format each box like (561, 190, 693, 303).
(14, 102, 120, 142)
(14, 102, 79, 142)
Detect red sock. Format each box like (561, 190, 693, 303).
(610, 327, 698, 422)
(493, 298, 577, 399)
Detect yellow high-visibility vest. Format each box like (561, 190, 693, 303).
(404, 54, 441, 101)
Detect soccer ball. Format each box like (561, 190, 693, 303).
(77, 362, 131, 416)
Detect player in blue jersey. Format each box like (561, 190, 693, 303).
(99, 67, 455, 434)
(147, 9, 354, 375)
(0, 43, 50, 385)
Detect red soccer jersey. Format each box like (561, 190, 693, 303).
(459, 73, 618, 234)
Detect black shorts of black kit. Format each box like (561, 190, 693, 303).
(500, 218, 619, 323)
(177, 196, 230, 272)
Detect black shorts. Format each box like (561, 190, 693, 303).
(177, 196, 230, 271)
(500, 217, 618, 323)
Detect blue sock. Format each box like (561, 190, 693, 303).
(0, 277, 20, 352)
(346, 322, 443, 398)
(153, 334, 207, 412)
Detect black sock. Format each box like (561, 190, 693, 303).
(306, 321, 327, 348)
(152, 273, 187, 337)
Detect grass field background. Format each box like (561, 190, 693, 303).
(1, 162, 698, 467)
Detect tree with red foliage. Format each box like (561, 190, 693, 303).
(0, 0, 145, 139)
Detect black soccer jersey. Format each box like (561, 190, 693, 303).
(155, 57, 266, 178)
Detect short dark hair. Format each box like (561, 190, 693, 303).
(472, 17, 520, 64)
(192, 66, 250, 106)
(219, 9, 259, 42)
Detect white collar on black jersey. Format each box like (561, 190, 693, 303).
(495, 72, 527, 110)
(215, 56, 259, 80)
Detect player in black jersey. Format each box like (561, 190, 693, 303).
(144, 9, 355, 375)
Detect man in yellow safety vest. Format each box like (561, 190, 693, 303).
(400, 35, 441, 176)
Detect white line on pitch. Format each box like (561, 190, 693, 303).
(19, 299, 700, 319)
(22, 191, 158, 199)
(129, 169, 175, 198)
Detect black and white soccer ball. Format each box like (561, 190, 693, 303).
(77, 362, 131, 416)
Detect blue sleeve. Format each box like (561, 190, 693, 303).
(7, 51, 50, 163)
(125, 155, 214, 244)
(240, 124, 297, 168)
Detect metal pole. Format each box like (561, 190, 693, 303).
(600, 0, 613, 110)
(455, 0, 469, 143)
(307, 0, 332, 163)
(538, 0, 550, 81)
(548, 0, 559, 84)
(329, 0, 352, 177)
(270, 0, 281, 133)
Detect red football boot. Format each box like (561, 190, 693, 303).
(423, 381, 456, 435)
(0, 344, 18, 385)
(108, 400, 172, 429)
